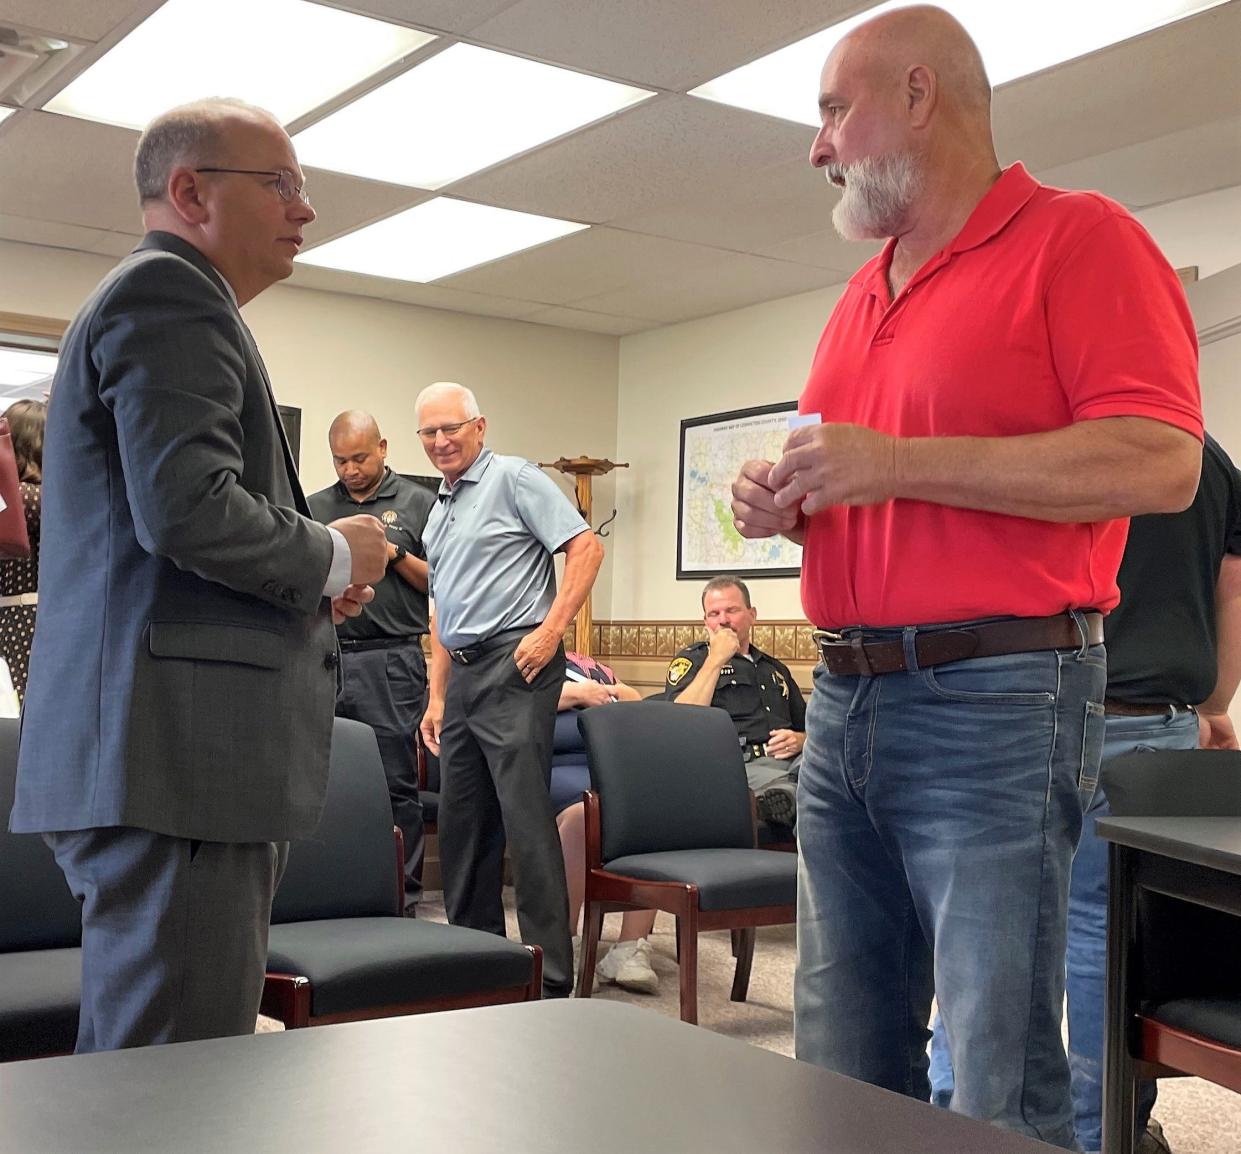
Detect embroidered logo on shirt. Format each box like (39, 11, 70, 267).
(381, 510, 399, 526)
(667, 657, 693, 686)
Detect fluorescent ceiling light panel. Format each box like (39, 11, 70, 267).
(294, 43, 653, 189)
(0, 348, 57, 389)
(691, 0, 1230, 126)
(44, 0, 433, 130)
(297, 198, 587, 282)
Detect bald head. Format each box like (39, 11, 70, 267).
(328, 410, 388, 498)
(329, 410, 381, 446)
(135, 98, 281, 204)
(832, 5, 991, 129)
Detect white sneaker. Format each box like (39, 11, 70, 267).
(596, 937, 659, 994)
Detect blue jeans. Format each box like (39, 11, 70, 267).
(928, 707, 1198, 1151)
(795, 627, 1106, 1149)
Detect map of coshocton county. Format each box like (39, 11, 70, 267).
(681, 409, 803, 573)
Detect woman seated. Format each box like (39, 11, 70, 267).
(551, 652, 659, 993)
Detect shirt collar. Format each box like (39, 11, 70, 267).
(334, 467, 398, 506)
(853, 163, 1039, 301)
(437, 446, 493, 499)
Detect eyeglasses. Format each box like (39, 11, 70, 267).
(194, 167, 309, 204)
(416, 418, 480, 443)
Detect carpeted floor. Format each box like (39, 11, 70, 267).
(262, 892, 1240, 1152)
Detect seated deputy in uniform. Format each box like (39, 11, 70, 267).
(661, 576, 805, 830)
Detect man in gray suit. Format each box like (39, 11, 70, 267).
(8, 98, 387, 1052)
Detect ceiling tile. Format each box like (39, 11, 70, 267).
(523, 306, 651, 336)
(0, 112, 141, 231)
(611, 156, 835, 250)
(286, 262, 544, 319)
(0, 0, 153, 42)
(346, 0, 521, 35)
(0, 212, 108, 252)
(87, 230, 143, 257)
(1035, 115, 1241, 210)
(469, 0, 860, 90)
(448, 95, 809, 224)
(438, 227, 728, 304)
(575, 251, 842, 324)
(994, 1, 1241, 173)
(299, 169, 432, 245)
(756, 227, 876, 273)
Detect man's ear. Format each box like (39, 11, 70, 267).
(167, 166, 209, 225)
(906, 64, 936, 129)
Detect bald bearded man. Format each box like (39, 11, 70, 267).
(730, 7, 1201, 1146)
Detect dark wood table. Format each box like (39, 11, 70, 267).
(0, 999, 1054, 1152)
(1098, 815, 1241, 1154)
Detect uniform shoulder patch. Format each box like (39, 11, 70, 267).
(666, 657, 694, 686)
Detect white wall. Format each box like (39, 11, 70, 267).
(609, 283, 846, 622)
(0, 238, 622, 608)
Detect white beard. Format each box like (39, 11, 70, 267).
(828, 151, 924, 241)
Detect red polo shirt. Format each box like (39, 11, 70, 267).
(799, 163, 1202, 630)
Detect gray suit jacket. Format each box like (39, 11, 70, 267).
(10, 232, 339, 842)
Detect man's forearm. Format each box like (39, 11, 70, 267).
(674, 660, 725, 706)
(1200, 555, 1241, 715)
(894, 416, 1200, 523)
(394, 553, 429, 593)
(541, 531, 603, 635)
(428, 616, 449, 703)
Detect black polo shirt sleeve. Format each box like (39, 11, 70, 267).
(661, 645, 707, 700)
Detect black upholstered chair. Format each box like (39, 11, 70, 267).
(262, 717, 541, 1028)
(415, 729, 440, 835)
(575, 701, 796, 1024)
(0, 717, 83, 1060)
(1100, 749, 1241, 1151)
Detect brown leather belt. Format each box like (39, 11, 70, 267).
(814, 612, 1103, 677)
(1102, 699, 1186, 717)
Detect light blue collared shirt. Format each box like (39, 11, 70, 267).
(424, 448, 588, 650)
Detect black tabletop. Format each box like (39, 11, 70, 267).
(1096, 815, 1241, 876)
(0, 1000, 1054, 1153)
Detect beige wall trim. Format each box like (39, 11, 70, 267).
(576, 618, 818, 664)
(0, 311, 68, 343)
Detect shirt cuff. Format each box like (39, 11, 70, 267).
(322, 526, 352, 599)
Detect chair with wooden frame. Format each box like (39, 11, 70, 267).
(1100, 749, 1241, 1153)
(574, 700, 797, 1024)
(262, 718, 540, 1028)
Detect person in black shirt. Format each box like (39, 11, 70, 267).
(928, 433, 1241, 1154)
(661, 576, 806, 829)
(308, 411, 434, 913)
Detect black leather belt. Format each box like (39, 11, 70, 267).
(1103, 699, 1187, 717)
(742, 743, 767, 762)
(339, 635, 424, 652)
(814, 612, 1104, 677)
(448, 626, 534, 666)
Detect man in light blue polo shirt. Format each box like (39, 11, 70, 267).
(418, 381, 603, 998)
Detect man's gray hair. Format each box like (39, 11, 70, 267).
(134, 97, 272, 204)
(414, 382, 481, 426)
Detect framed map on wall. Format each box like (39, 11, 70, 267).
(677, 401, 802, 579)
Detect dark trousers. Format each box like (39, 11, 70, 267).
(46, 827, 287, 1052)
(438, 637, 572, 997)
(337, 640, 426, 912)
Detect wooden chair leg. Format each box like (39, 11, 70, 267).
(730, 927, 756, 1003)
(576, 900, 604, 998)
(676, 907, 699, 1025)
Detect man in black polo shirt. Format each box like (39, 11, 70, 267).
(308, 411, 434, 914)
(662, 576, 806, 830)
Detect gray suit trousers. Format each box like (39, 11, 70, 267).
(47, 828, 288, 1052)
